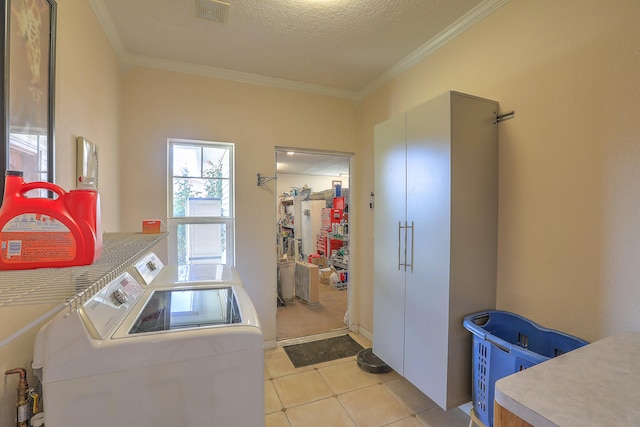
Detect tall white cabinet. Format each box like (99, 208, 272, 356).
(373, 91, 498, 410)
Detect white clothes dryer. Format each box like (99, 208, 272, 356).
(33, 271, 264, 427)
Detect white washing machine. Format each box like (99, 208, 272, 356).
(132, 252, 243, 288)
(32, 271, 264, 427)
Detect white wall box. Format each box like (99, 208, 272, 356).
(300, 200, 325, 257)
(373, 91, 498, 410)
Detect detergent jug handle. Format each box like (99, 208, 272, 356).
(20, 181, 67, 199)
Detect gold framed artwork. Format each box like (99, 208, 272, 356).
(1, 0, 57, 201)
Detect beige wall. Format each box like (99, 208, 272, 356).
(54, 1, 122, 230)
(118, 67, 359, 343)
(357, 0, 640, 342)
(3, 0, 639, 423)
(0, 0, 121, 424)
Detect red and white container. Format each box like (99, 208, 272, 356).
(0, 171, 102, 270)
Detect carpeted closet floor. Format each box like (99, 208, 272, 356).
(276, 282, 348, 341)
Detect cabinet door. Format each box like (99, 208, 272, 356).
(373, 114, 407, 373)
(404, 92, 453, 408)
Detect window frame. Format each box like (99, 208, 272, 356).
(167, 138, 235, 265)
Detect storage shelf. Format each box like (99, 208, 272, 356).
(330, 260, 348, 270)
(0, 232, 166, 308)
(328, 233, 348, 241)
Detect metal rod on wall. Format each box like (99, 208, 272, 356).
(257, 173, 277, 186)
(495, 110, 515, 123)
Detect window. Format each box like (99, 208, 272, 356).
(168, 139, 234, 265)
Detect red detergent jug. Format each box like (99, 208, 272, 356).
(0, 171, 102, 270)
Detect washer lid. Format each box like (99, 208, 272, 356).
(111, 283, 260, 339)
(127, 287, 241, 335)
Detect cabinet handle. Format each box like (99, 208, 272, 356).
(397, 221, 402, 270)
(403, 221, 409, 272)
(397, 221, 414, 272)
(407, 221, 414, 273)
(398, 221, 414, 272)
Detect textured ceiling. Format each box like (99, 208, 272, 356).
(276, 151, 350, 177)
(90, 0, 508, 98)
(89, 0, 508, 175)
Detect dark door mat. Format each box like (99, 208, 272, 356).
(284, 334, 364, 368)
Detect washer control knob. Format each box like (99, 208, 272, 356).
(111, 289, 128, 306)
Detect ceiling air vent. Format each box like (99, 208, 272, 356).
(195, 0, 230, 24)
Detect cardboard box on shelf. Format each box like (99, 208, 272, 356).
(310, 256, 328, 268)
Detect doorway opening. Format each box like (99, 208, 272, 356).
(275, 148, 352, 342)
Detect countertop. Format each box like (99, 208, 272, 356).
(494, 331, 640, 426)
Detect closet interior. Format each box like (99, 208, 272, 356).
(275, 151, 350, 341)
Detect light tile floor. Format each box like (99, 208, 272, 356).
(265, 333, 471, 427)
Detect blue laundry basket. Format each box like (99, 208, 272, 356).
(463, 310, 588, 427)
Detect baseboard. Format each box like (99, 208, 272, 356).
(277, 328, 348, 347)
(355, 325, 373, 343)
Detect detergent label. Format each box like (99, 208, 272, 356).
(0, 213, 76, 263)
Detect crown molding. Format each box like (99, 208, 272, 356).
(87, 0, 126, 61)
(126, 55, 362, 101)
(88, 0, 510, 102)
(87, 0, 359, 100)
(358, 0, 511, 98)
